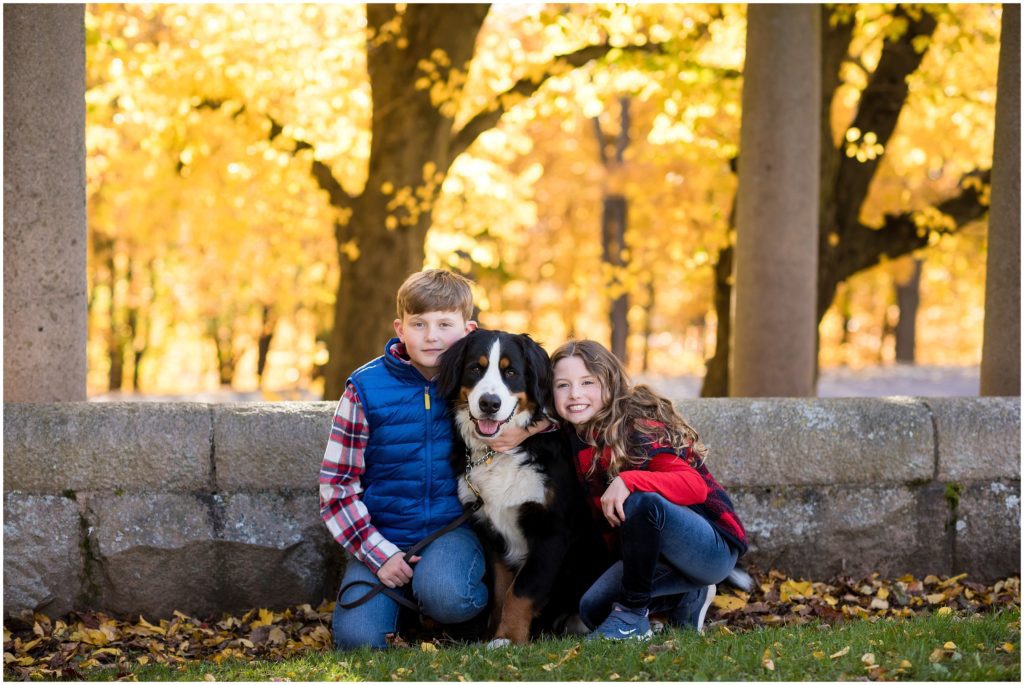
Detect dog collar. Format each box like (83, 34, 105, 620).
(466, 446, 498, 471)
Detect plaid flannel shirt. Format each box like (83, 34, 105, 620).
(318, 382, 400, 572)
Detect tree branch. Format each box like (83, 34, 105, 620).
(187, 98, 355, 210)
(268, 116, 354, 211)
(834, 6, 938, 230)
(838, 168, 991, 289)
(446, 42, 671, 167)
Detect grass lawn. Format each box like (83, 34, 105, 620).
(83, 607, 1019, 682)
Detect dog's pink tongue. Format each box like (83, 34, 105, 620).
(476, 419, 500, 436)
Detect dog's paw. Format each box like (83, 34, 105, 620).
(486, 638, 512, 650)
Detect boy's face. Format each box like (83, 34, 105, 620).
(394, 310, 476, 379)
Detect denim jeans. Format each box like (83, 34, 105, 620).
(332, 526, 488, 649)
(579, 492, 738, 629)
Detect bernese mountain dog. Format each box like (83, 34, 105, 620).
(437, 329, 610, 646)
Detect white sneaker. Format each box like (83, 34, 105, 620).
(695, 584, 716, 634)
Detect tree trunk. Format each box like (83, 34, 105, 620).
(594, 96, 632, 363)
(256, 304, 276, 386)
(980, 3, 1021, 396)
(730, 4, 821, 397)
(210, 317, 237, 387)
(602, 195, 629, 361)
(641, 278, 655, 373)
(894, 258, 922, 363)
(700, 242, 733, 397)
(322, 4, 491, 399)
(107, 243, 124, 391)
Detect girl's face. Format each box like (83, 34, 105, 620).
(552, 356, 605, 426)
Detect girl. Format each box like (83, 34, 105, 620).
(550, 340, 748, 640)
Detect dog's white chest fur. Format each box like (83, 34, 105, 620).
(459, 450, 545, 567)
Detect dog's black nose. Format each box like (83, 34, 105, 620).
(478, 393, 502, 415)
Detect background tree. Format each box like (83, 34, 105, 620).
(702, 4, 997, 396)
(84, 5, 998, 398)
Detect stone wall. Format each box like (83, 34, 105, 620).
(3, 398, 1020, 620)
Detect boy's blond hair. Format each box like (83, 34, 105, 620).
(396, 269, 475, 320)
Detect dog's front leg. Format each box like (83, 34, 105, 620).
(489, 561, 515, 636)
(494, 586, 536, 645)
(494, 533, 568, 645)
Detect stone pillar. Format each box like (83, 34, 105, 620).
(3, 5, 87, 401)
(980, 4, 1020, 397)
(730, 4, 821, 397)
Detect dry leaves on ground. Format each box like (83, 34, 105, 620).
(705, 568, 1020, 630)
(3, 602, 333, 681)
(3, 570, 1020, 681)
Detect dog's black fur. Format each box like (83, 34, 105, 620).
(437, 329, 610, 644)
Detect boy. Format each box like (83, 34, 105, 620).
(319, 269, 538, 649)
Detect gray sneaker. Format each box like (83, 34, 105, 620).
(586, 602, 653, 641)
(670, 584, 716, 633)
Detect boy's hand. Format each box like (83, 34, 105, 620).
(481, 418, 552, 453)
(376, 552, 422, 588)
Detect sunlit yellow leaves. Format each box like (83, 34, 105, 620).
(339, 239, 361, 262)
(845, 128, 886, 162)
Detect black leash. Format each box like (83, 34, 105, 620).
(337, 500, 483, 612)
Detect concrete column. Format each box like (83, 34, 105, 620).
(3, 5, 87, 401)
(980, 4, 1020, 397)
(730, 4, 821, 397)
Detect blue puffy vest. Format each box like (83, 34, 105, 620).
(346, 337, 464, 549)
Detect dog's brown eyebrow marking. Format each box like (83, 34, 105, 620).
(500, 357, 510, 369)
(478, 355, 489, 367)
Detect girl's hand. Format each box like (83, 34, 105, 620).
(480, 418, 552, 453)
(600, 476, 631, 528)
(376, 552, 421, 588)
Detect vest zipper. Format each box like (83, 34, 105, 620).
(423, 384, 432, 531)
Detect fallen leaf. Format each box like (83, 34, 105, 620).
(861, 652, 876, 666)
(712, 594, 746, 611)
(761, 648, 775, 671)
(420, 642, 437, 652)
(780, 579, 813, 602)
(830, 646, 850, 659)
(939, 573, 968, 588)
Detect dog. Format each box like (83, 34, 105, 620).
(437, 329, 609, 645)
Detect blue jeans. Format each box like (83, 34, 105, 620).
(580, 492, 738, 629)
(332, 526, 488, 649)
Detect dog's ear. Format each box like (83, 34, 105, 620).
(436, 330, 475, 400)
(519, 334, 554, 421)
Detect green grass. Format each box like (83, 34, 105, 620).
(84, 608, 1020, 681)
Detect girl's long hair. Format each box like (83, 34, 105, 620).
(551, 339, 708, 479)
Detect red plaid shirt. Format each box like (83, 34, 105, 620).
(318, 382, 399, 572)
